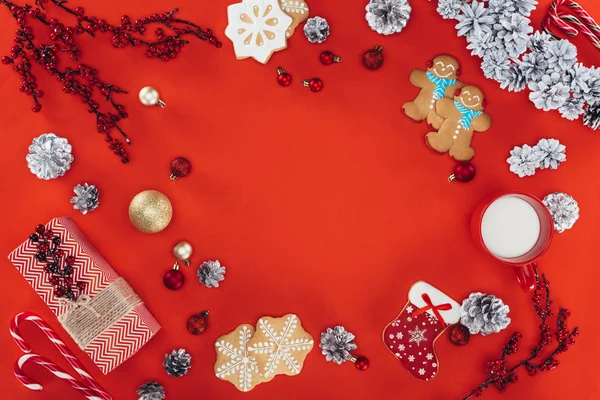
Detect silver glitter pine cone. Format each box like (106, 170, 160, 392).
(26, 133, 74, 180)
(304, 16, 330, 43)
(319, 325, 357, 364)
(71, 183, 100, 214)
(136, 381, 165, 400)
(197, 260, 226, 288)
(365, 0, 412, 35)
(163, 349, 191, 378)
(459, 293, 511, 336)
(543, 192, 580, 233)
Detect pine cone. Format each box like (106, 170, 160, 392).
(197, 260, 226, 288)
(136, 380, 165, 400)
(543, 192, 580, 233)
(70, 183, 100, 214)
(163, 349, 191, 378)
(365, 0, 412, 35)
(303, 16, 330, 43)
(319, 326, 357, 364)
(533, 138, 566, 170)
(459, 293, 511, 336)
(26, 133, 74, 180)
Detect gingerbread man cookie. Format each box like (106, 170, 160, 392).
(403, 55, 464, 129)
(426, 85, 492, 161)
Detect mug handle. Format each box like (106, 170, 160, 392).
(515, 264, 536, 292)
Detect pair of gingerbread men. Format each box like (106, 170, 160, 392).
(403, 55, 492, 161)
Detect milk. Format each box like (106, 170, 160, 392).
(481, 196, 541, 259)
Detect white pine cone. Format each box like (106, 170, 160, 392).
(304, 16, 330, 43)
(543, 192, 580, 233)
(533, 138, 566, 170)
(365, 0, 412, 35)
(319, 326, 357, 364)
(459, 293, 511, 336)
(163, 349, 191, 378)
(26, 133, 74, 180)
(136, 381, 165, 400)
(197, 260, 226, 288)
(71, 183, 100, 214)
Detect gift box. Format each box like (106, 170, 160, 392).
(8, 217, 160, 374)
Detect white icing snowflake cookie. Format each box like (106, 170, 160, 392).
(279, 0, 310, 38)
(214, 324, 264, 392)
(248, 314, 314, 379)
(225, 0, 293, 64)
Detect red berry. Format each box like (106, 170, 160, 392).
(2, 56, 12, 64)
(35, 224, 45, 234)
(32, 103, 41, 112)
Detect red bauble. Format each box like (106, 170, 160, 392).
(164, 267, 185, 290)
(277, 67, 292, 87)
(353, 356, 369, 371)
(186, 310, 209, 335)
(362, 46, 384, 70)
(320, 51, 341, 65)
(302, 78, 323, 93)
(170, 157, 192, 180)
(448, 162, 476, 183)
(448, 324, 470, 346)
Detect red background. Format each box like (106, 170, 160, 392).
(1, 0, 599, 399)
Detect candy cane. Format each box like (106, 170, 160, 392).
(543, 0, 600, 50)
(10, 312, 111, 400)
(15, 354, 103, 400)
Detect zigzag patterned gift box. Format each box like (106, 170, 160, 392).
(8, 217, 161, 374)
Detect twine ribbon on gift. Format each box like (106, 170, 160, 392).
(412, 293, 452, 325)
(10, 311, 112, 399)
(543, 0, 600, 50)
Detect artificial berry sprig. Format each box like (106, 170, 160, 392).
(29, 224, 87, 301)
(464, 267, 579, 399)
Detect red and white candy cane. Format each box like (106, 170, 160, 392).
(10, 312, 111, 400)
(543, 0, 600, 50)
(15, 354, 104, 400)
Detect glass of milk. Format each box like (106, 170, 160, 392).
(471, 194, 554, 292)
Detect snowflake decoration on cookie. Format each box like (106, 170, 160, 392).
(249, 315, 314, 378)
(225, 0, 293, 64)
(408, 326, 428, 347)
(215, 325, 261, 392)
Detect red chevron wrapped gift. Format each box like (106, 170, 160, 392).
(8, 217, 161, 374)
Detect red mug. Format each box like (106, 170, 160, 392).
(471, 193, 554, 292)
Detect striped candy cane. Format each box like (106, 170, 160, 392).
(10, 312, 111, 400)
(15, 354, 104, 400)
(543, 0, 600, 50)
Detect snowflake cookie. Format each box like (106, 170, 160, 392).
(214, 324, 265, 392)
(279, 0, 310, 38)
(225, 0, 293, 64)
(248, 314, 314, 379)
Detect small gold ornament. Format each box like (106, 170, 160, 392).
(128, 190, 173, 233)
(173, 241, 193, 266)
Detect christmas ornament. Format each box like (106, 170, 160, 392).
(173, 241, 193, 266)
(507, 144, 543, 177)
(70, 183, 100, 215)
(136, 381, 165, 400)
(543, 0, 600, 51)
(186, 310, 209, 335)
(543, 192, 580, 233)
(304, 16, 330, 43)
(277, 67, 293, 87)
(383, 281, 460, 381)
(2, 2, 220, 162)
(365, 0, 412, 35)
(26, 133, 73, 180)
(11, 312, 111, 399)
(248, 314, 314, 379)
(225, 0, 293, 64)
(460, 293, 511, 336)
(319, 326, 357, 364)
(279, 0, 310, 38)
(464, 270, 578, 398)
(320, 50, 341, 65)
(197, 260, 226, 288)
(533, 138, 566, 169)
(139, 86, 165, 108)
(302, 77, 323, 92)
(448, 162, 476, 182)
(169, 157, 192, 180)
(362, 46, 384, 70)
(129, 190, 173, 233)
(403, 54, 463, 127)
(214, 324, 263, 392)
(163, 349, 191, 378)
(164, 264, 185, 290)
(447, 323, 470, 346)
(352, 356, 370, 371)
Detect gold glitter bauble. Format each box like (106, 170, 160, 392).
(128, 190, 173, 233)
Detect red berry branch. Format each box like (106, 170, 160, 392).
(1, 0, 220, 163)
(464, 267, 579, 399)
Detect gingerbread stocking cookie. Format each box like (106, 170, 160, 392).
(402, 55, 463, 128)
(383, 281, 460, 381)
